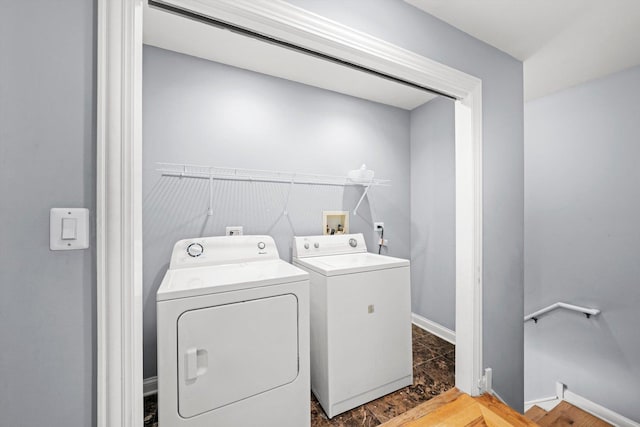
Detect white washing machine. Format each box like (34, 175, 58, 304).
(157, 235, 310, 427)
(292, 233, 412, 418)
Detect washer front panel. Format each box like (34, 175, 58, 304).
(295, 264, 412, 418)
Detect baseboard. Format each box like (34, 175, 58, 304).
(411, 313, 456, 344)
(524, 396, 561, 412)
(144, 376, 158, 397)
(491, 389, 506, 404)
(562, 388, 640, 427)
(527, 382, 640, 426)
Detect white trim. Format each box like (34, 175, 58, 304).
(143, 377, 158, 397)
(527, 383, 640, 426)
(455, 90, 484, 396)
(491, 390, 507, 405)
(556, 381, 566, 400)
(151, 0, 478, 99)
(99, 0, 485, 424)
(411, 313, 456, 344)
(481, 368, 493, 395)
(564, 389, 640, 427)
(524, 396, 561, 412)
(97, 1, 143, 426)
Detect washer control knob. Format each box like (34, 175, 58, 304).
(257, 241, 266, 250)
(304, 243, 310, 249)
(186, 243, 204, 257)
(349, 238, 358, 248)
(314, 242, 320, 249)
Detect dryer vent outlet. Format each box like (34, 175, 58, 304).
(226, 226, 243, 236)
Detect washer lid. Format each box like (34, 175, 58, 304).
(157, 259, 308, 301)
(294, 252, 409, 276)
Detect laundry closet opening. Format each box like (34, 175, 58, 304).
(142, 3, 456, 425)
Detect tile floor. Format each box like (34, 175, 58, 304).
(143, 325, 455, 427)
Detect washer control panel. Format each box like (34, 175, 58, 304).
(292, 233, 367, 258)
(170, 235, 279, 269)
(186, 243, 204, 257)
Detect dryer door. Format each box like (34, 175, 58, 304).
(177, 294, 299, 418)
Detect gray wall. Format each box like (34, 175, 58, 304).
(0, 0, 524, 422)
(143, 46, 412, 378)
(287, 0, 525, 409)
(0, 1, 96, 427)
(524, 65, 640, 420)
(410, 98, 456, 330)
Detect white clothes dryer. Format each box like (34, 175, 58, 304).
(292, 233, 412, 418)
(157, 235, 310, 427)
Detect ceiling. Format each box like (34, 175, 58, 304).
(405, 0, 640, 100)
(143, 3, 437, 110)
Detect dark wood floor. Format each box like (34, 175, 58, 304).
(144, 325, 455, 427)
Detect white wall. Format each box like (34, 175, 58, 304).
(525, 65, 640, 421)
(410, 98, 456, 330)
(143, 46, 413, 378)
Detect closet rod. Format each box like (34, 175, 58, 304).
(148, 0, 458, 101)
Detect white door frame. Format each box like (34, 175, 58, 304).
(96, 0, 483, 426)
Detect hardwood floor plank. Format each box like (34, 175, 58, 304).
(479, 405, 525, 427)
(525, 405, 548, 423)
(379, 388, 464, 427)
(475, 394, 538, 426)
(382, 391, 543, 427)
(402, 394, 481, 426)
(538, 401, 612, 427)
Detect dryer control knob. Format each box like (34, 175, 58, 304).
(186, 243, 204, 257)
(349, 238, 358, 248)
(304, 243, 310, 249)
(257, 241, 266, 250)
(314, 242, 320, 249)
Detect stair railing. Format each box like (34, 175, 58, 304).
(524, 302, 600, 323)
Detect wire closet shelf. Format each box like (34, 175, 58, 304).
(157, 163, 390, 187)
(156, 162, 391, 216)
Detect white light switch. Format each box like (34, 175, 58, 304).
(61, 218, 77, 240)
(50, 208, 89, 250)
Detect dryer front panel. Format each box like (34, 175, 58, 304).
(177, 294, 299, 418)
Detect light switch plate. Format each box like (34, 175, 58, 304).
(50, 208, 90, 250)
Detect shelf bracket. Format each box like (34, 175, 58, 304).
(207, 175, 214, 216)
(282, 178, 295, 217)
(353, 185, 371, 216)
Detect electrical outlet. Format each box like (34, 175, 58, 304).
(226, 226, 243, 236)
(374, 222, 384, 231)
